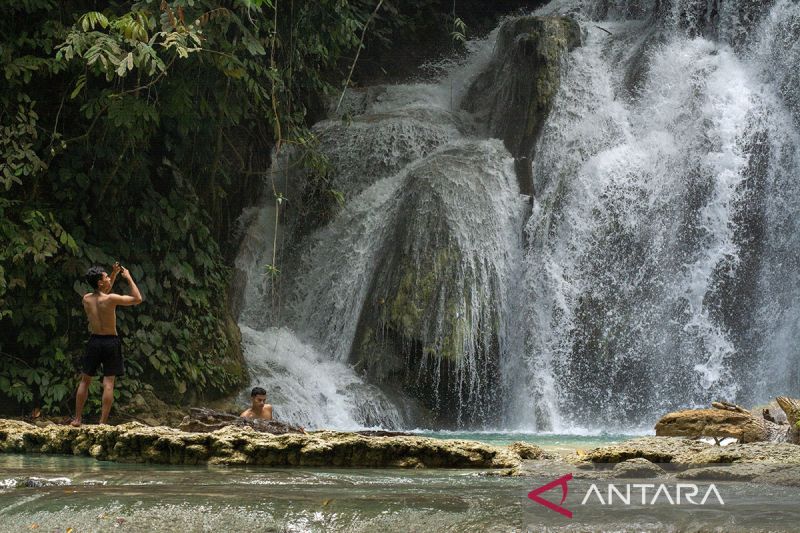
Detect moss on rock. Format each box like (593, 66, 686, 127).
(0, 419, 525, 469)
(462, 16, 581, 193)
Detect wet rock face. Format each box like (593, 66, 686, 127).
(0, 419, 524, 469)
(350, 141, 522, 427)
(293, 107, 463, 235)
(462, 16, 581, 194)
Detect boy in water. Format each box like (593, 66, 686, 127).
(71, 262, 142, 427)
(241, 386, 273, 420)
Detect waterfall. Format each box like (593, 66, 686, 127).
(748, 0, 800, 401)
(233, 0, 800, 431)
(518, 0, 800, 431)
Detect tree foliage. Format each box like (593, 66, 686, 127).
(0, 0, 379, 415)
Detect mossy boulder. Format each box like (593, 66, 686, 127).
(462, 16, 581, 194)
(350, 141, 521, 427)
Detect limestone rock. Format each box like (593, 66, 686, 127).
(585, 436, 710, 464)
(0, 418, 523, 469)
(655, 408, 772, 443)
(508, 441, 544, 460)
(611, 457, 665, 478)
(690, 441, 800, 464)
(655, 398, 800, 443)
(777, 396, 800, 443)
(585, 436, 800, 465)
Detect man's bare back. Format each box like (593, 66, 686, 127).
(83, 292, 120, 335)
(241, 405, 273, 420)
(81, 266, 142, 335)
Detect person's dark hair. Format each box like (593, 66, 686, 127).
(251, 386, 267, 397)
(85, 266, 105, 290)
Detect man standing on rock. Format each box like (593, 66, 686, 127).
(71, 263, 143, 427)
(241, 386, 273, 420)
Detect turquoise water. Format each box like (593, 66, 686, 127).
(418, 432, 634, 453)
(2, 441, 800, 532)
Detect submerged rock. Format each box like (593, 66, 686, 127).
(0, 419, 522, 469)
(24, 476, 72, 488)
(676, 463, 782, 481)
(611, 457, 665, 478)
(752, 466, 800, 487)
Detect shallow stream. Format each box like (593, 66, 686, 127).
(2, 434, 799, 532)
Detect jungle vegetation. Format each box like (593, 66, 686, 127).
(0, 0, 530, 416)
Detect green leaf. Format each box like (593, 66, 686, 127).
(70, 75, 87, 99)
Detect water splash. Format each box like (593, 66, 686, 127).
(240, 326, 403, 429)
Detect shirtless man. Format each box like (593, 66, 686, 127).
(240, 386, 273, 420)
(71, 263, 143, 427)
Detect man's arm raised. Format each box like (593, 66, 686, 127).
(108, 267, 143, 306)
(104, 262, 122, 294)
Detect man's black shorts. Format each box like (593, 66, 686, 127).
(80, 335, 124, 377)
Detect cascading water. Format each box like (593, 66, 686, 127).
(234, 35, 528, 429)
(517, 0, 800, 431)
(234, 0, 800, 432)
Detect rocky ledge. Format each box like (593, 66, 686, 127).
(580, 436, 800, 465)
(496, 437, 800, 487)
(0, 419, 538, 468)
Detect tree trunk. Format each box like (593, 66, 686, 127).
(776, 397, 800, 444)
(178, 407, 305, 434)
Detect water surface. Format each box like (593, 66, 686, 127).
(2, 448, 799, 532)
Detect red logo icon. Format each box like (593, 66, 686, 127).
(528, 473, 573, 518)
